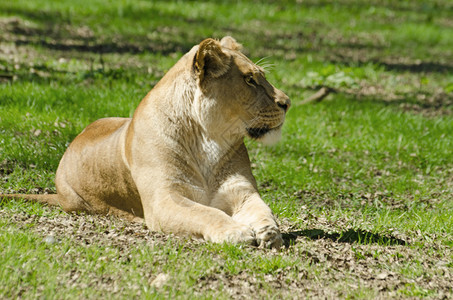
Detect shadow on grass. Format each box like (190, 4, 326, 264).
(334, 56, 453, 74)
(282, 228, 408, 247)
(350, 93, 453, 115)
(4, 3, 453, 75)
(1, 6, 204, 55)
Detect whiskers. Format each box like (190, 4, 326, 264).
(255, 56, 275, 73)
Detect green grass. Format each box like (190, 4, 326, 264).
(1, 0, 452, 298)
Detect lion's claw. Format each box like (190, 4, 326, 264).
(255, 225, 283, 249)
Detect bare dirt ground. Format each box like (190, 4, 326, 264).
(2, 204, 452, 299)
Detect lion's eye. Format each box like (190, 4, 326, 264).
(245, 75, 257, 86)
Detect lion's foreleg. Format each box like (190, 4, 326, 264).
(211, 175, 283, 249)
(232, 193, 283, 249)
(142, 190, 255, 245)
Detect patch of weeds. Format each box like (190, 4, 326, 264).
(443, 240, 453, 247)
(299, 65, 360, 89)
(216, 242, 248, 260)
(254, 255, 295, 274)
(398, 283, 435, 298)
(351, 246, 366, 260)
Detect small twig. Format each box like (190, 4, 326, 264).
(297, 86, 334, 105)
(0, 74, 14, 80)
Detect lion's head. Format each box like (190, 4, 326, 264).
(190, 36, 290, 145)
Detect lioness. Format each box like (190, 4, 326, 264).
(3, 37, 290, 248)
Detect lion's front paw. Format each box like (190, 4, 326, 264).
(255, 225, 283, 249)
(208, 223, 255, 245)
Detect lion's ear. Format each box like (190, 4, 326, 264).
(220, 36, 243, 51)
(194, 38, 230, 81)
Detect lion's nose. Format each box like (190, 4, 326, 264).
(276, 95, 291, 112)
(277, 102, 289, 111)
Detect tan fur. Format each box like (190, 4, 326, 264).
(2, 37, 290, 248)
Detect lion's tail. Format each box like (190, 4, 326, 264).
(0, 193, 60, 206)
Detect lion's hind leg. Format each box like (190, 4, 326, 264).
(55, 182, 92, 214)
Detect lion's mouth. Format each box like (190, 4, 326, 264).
(246, 127, 270, 139)
(246, 124, 284, 145)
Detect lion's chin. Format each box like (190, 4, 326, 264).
(247, 126, 282, 145)
(258, 128, 282, 145)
